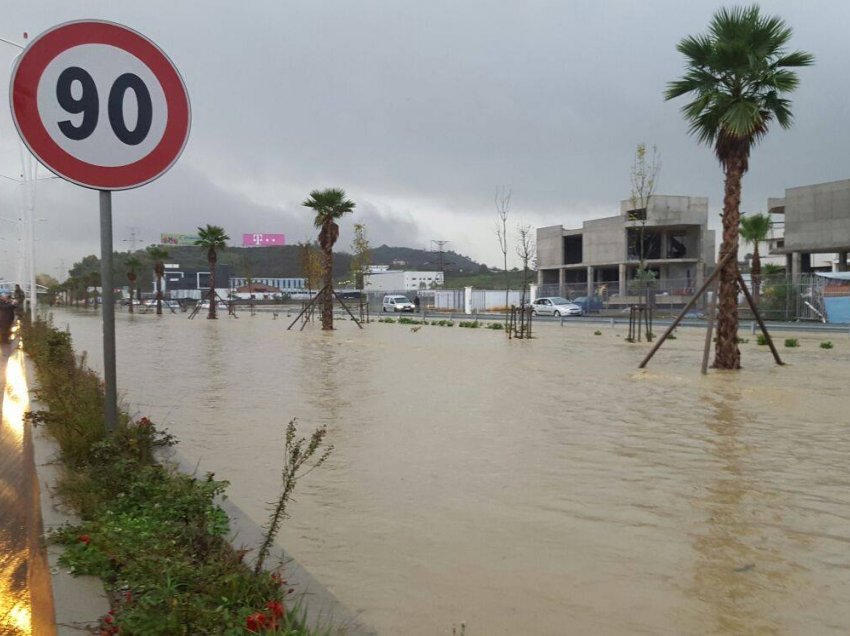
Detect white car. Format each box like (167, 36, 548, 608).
(382, 295, 416, 312)
(529, 297, 583, 317)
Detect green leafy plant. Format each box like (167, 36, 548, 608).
(757, 334, 768, 346)
(594, 330, 602, 336)
(458, 320, 480, 328)
(820, 341, 833, 349)
(255, 419, 333, 575)
(784, 338, 799, 348)
(486, 322, 504, 330)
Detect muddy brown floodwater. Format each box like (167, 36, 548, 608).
(54, 309, 850, 635)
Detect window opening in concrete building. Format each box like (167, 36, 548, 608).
(563, 235, 583, 264)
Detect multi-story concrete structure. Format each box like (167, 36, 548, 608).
(767, 179, 850, 282)
(229, 276, 306, 293)
(537, 195, 715, 301)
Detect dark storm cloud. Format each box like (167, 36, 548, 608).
(0, 0, 847, 276)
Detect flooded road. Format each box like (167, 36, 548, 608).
(55, 309, 850, 634)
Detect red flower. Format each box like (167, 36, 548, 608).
(246, 612, 268, 633)
(78, 534, 91, 545)
(266, 600, 285, 618)
(137, 417, 152, 427)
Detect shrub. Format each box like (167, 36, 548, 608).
(458, 320, 480, 329)
(784, 338, 799, 348)
(756, 334, 768, 346)
(594, 330, 602, 336)
(486, 322, 504, 330)
(820, 341, 833, 349)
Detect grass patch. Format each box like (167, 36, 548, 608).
(756, 334, 768, 346)
(784, 338, 799, 348)
(458, 320, 480, 328)
(820, 341, 833, 349)
(22, 317, 327, 634)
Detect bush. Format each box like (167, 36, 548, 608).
(458, 320, 480, 328)
(486, 322, 504, 330)
(757, 334, 768, 346)
(594, 330, 602, 336)
(820, 341, 833, 349)
(784, 338, 799, 348)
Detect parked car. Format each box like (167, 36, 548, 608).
(382, 295, 415, 312)
(571, 296, 603, 313)
(529, 297, 583, 317)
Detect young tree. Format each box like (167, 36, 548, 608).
(125, 255, 141, 314)
(516, 222, 536, 308)
(194, 225, 230, 319)
(146, 246, 169, 315)
(350, 223, 371, 290)
(665, 6, 813, 369)
(740, 212, 772, 304)
(629, 143, 661, 296)
(302, 188, 356, 330)
(299, 241, 323, 293)
(495, 187, 511, 317)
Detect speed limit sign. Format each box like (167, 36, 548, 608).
(10, 20, 190, 190)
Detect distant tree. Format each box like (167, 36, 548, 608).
(302, 188, 356, 330)
(299, 241, 323, 293)
(194, 225, 230, 319)
(125, 255, 142, 314)
(146, 246, 169, 315)
(665, 5, 813, 369)
(740, 212, 772, 303)
(350, 223, 371, 289)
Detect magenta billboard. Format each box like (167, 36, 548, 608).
(242, 233, 286, 247)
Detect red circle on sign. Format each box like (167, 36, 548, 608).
(10, 20, 191, 190)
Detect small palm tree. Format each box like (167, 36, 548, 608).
(302, 188, 356, 330)
(194, 225, 230, 319)
(125, 255, 141, 314)
(740, 213, 772, 304)
(146, 246, 169, 315)
(665, 5, 813, 369)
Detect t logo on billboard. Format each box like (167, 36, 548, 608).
(242, 233, 285, 247)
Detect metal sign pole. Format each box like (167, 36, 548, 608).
(99, 190, 118, 433)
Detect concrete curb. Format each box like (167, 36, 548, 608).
(28, 358, 111, 635)
(26, 357, 375, 635)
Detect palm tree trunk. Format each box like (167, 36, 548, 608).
(208, 255, 217, 319)
(713, 156, 744, 369)
(322, 246, 333, 330)
(128, 275, 135, 314)
(751, 243, 761, 305)
(156, 276, 163, 315)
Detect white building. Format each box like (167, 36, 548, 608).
(363, 270, 444, 291)
(229, 277, 306, 293)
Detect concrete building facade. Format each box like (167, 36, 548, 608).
(363, 270, 444, 291)
(767, 179, 850, 283)
(537, 195, 715, 301)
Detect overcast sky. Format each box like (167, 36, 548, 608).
(0, 0, 847, 280)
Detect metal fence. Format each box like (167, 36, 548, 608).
(356, 274, 842, 322)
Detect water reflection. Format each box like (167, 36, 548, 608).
(0, 346, 32, 634)
(691, 381, 787, 634)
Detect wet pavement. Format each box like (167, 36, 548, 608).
(0, 337, 54, 635)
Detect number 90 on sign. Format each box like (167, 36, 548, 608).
(38, 44, 168, 168)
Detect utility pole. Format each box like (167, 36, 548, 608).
(431, 240, 450, 276)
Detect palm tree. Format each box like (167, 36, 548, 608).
(146, 246, 169, 315)
(194, 225, 230, 319)
(740, 213, 772, 304)
(665, 6, 813, 369)
(302, 188, 356, 330)
(125, 255, 142, 314)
